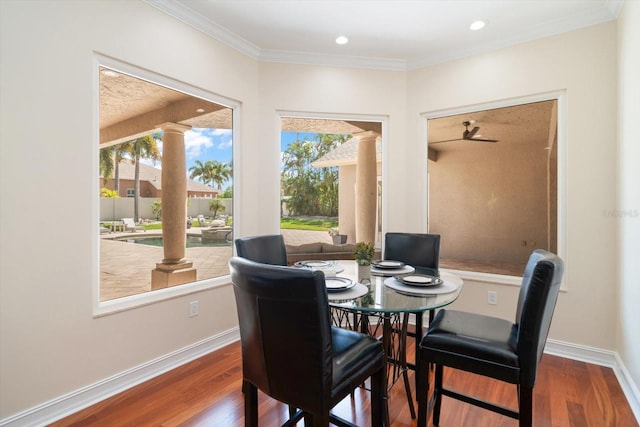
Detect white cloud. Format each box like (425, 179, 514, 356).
(184, 129, 214, 159)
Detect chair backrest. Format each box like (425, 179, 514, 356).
(122, 218, 135, 226)
(515, 249, 564, 387)
(229, 256, 333, 410)
(384, 232, 441, 274)
(234, 234, 288, 266)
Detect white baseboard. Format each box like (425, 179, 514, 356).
(0, 328, 240, 427)
(545, 338, 640, 422)
(1, 329, 638, 426)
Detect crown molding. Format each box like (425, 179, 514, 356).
(145, 0, 622, 72)
(259, 49, 408, 72)
(144, 0, 261, 59)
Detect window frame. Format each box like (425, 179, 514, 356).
(93, 54, 241, 316)
(421, 91, 567, 287)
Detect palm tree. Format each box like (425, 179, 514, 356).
(124, 134, 162, 222)
(99, 145, 115, 184)
(210, 160, 232, 190)
(99, 142, 133, 194)
(189, 160, 214, 186)
(189, 160, 232, 191)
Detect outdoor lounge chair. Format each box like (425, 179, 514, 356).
(122, 218, 145, 232)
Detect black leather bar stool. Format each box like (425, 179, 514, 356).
(234, 234, 288, 265)
(416, 249, 564, 427)
(229, 257, 386, 427)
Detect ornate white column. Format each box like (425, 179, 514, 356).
(354, 131, 378, 244)
(151, 122, 197, 289)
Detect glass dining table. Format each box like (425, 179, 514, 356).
(318, 259, 464, 423)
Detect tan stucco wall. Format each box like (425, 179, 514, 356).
(429, 128, 551, 264)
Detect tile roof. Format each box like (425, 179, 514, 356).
(312, 137, 382, 168)
(105, 160, 219, 194)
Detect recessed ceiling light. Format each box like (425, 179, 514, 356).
(335, 35, 349, 45)
(101, 69, 119, 77)
(470, 20, 486, 31)
(196, 108, 205, 113)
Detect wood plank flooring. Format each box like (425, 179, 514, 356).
(49, 339, 637, 427)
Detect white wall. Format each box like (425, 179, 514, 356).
(1, 0, 637, 423)
(617, 0, 640, 401)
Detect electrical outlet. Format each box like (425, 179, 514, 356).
(487, 291, 497, 305)
(189, 301, 199, 317)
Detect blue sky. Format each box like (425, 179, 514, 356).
(144, 130, 319, 188)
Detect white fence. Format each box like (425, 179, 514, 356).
(100, 197, 232, 222)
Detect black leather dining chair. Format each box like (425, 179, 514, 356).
(234, 234, 288, 266)
(384, 232, 441, 277)
(384, 232, 442, 376)
(229, 256, 386, 427)
(416, 249, 564, 427)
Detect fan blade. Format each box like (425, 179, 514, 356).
(466, 126, 480, 139)
(429, 138, 464, 144)
(469, 137, 498, 143)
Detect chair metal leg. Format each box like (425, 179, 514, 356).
(243, 380, 258, 427)
(414, 312, 423, 394)
(433, 365, 443, 425)
(519, 385, 533, 427)
(399, 313, 416, 419)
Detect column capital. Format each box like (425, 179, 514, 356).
(353, 130, 380, 142)
(157, 122, 192, 134)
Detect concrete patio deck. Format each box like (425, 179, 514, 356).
(100, 228, 331, 301)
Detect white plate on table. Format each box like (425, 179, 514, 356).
(395, 273, 443, 287)
(294, 260, 345, 274)
(383, 277, 458, 295)
(325, 276, 356, 292)
(372, 260, 405, 269)
(370, 264, 415, 276)
(295, 260, 333, 268)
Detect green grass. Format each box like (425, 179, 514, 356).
(280, 216, 338, 231)
(103, 217, 330, 232)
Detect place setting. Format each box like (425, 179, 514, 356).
(293, 259, 345, 275)
(324, 276, 370, 301)
(370, 259, 415, 276)
(383, 272, 458, 296)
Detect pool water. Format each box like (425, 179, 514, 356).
(118, 235, 229, 248)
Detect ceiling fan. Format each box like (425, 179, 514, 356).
(430, 121, 498, 144)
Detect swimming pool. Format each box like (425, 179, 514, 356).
(112, 235, 230, 248)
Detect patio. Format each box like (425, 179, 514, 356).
(100, 228, 332, 301)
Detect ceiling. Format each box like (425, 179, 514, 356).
(146, 0, 622, 70)
(427, 100, 557, 154)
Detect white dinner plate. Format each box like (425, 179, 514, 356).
(372, 260, 405, 269)
(396, 274, 443, 287)
(295, 260, 333, 268)
(325, 276, 356, 292)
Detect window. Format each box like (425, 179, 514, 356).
(426, 97, 560, 277)
(279, 114, 384, 250)
(97, 58, 236, 309)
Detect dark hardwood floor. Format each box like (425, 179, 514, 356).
(50, 339, 638, 427)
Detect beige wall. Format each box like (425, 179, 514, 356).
(0, 0, 258, 418)
(617, 0, 640, 403)
(1, 0, 637, 422)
